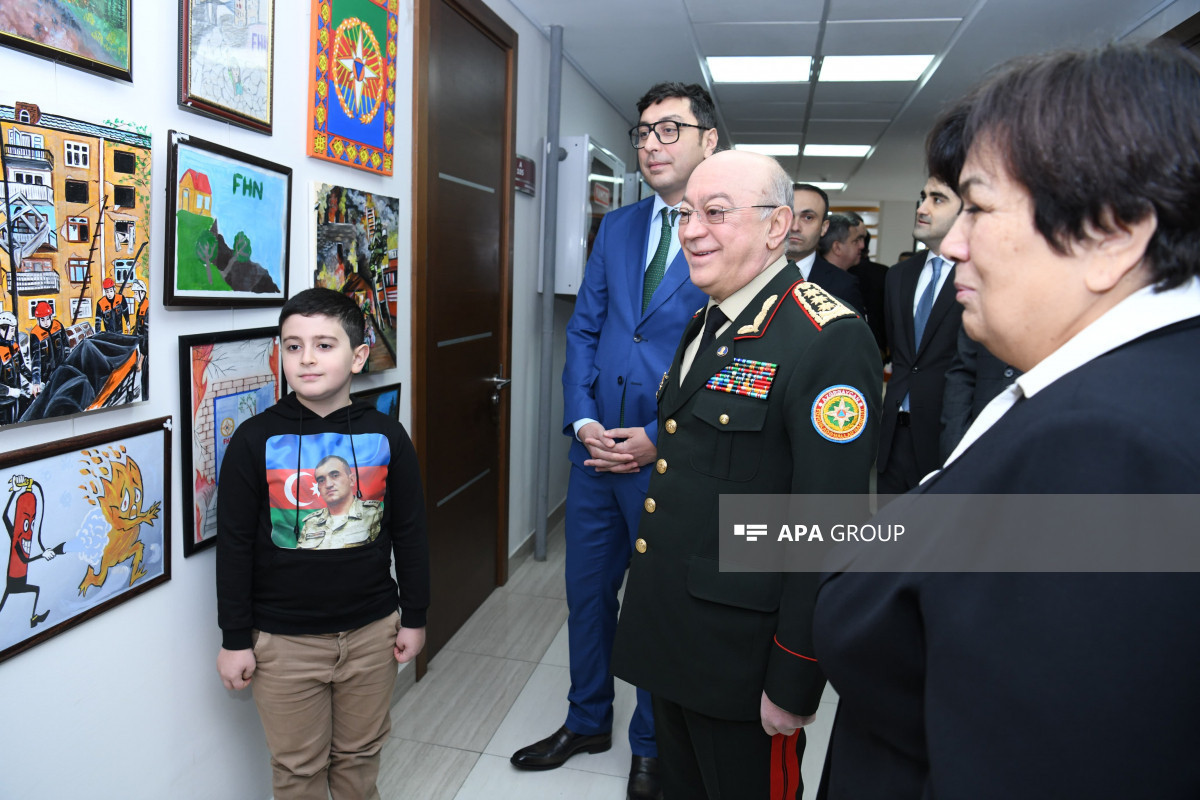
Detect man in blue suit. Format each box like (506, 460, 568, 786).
(510, 82, 717, 800)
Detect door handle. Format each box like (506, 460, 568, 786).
(486, 376, 512, 389)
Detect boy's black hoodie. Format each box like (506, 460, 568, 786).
(216, 393, 429, 651)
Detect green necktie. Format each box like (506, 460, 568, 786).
(642, 208, 676, 312)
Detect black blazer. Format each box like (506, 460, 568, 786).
(938, 325, 1022, 460)
(849, 259, 889, 358)
(808, 255, 866, 318)
(878, 252, 962, 478)
(815, 315, 1200, 799)
(612, 269, 881, 721)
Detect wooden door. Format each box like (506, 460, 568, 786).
(413, 0, 515, 665)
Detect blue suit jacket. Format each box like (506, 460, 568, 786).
(563, 196, 707, 469)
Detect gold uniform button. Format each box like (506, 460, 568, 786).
(665, 418, 677, 434)
(719, 413, 730, 425)
(635, 538, 647, 554)
(656, 459, 668, 474)
(644, 497, 657, 513)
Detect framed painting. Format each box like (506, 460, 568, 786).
(306, 0, 398, 176)
(178, 0, 275, 134)
(178, 327, 283, 556)
(353, 381, 400, 421)
(0, 416, 171, 663)
(0, 103, 152, 430)
(311, 183, 399, 371)
(164, 131, 292, 308)
(0, 0, 132, 82)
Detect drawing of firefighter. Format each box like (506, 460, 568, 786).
(0, 312, 32, 425)
(94, 277, 127, 334)
(1, 475, 64, 628)
(131, 280, 148, 396)
(28, 301, 69, 397)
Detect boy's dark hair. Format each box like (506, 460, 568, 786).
(793, 183, 830, 218)
(637, 82, 717, 130)
(946, 42, 1200, 290)
(279, 288, 366, 348)
(819, 214, 855, 256)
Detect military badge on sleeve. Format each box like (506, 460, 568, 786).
(811, 385, 868, 442)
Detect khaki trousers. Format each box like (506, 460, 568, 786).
(251, 611, 400, 800)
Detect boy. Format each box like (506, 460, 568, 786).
(216, 288, 429, 800)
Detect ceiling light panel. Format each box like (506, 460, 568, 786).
(819, 55, 935, 81)
(708, 56, 812, 83)
(734, 144, 801, 156)
(804, 144, 872, 157)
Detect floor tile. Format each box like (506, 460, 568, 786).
(442, 588, 567, 663)
(483, 661, 638, 779)
(506, 525, 567, 601)
(541, 619, 569, 668)
(453, 754, 626, 800)
(390, 649, 535, 752)
(378, 738, 478, 800)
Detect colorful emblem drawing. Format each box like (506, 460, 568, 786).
(0, 418, 170, 663)
(0, 0, 133, 82)
(179, 328, 282, 556)
(811, 384, 868, 443)
(307, 0, 397, 176)
(164, 131, 292, 307)
(312, 183, 399, 371)
(0, 103, 152, 429)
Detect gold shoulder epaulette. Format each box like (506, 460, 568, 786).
(792, 282, 858, 329)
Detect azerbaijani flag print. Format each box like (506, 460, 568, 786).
(265, 432, 389, 547)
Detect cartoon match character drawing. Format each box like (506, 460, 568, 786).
(78, 449, 160, 597)
(1, 475, 65, 628)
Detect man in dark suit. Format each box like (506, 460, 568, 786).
(849, 227, 890, 360)
(511, 82, 716, 799)
(811, 214, 867, 315)
(938, 326, 1021, 460)
(876, 169, 964, 494)
(816, 44, 1200, 797)
(612, 150, 880, 799)
(786, 185, 865, 316)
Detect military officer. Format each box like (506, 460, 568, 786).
(296, 455, 383, 550)
(611, 150, 881, 799)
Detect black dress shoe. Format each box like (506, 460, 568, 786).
(627, 755, 662, 800)
(510, 725, 612, 770)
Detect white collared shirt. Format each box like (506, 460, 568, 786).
(794, 252, 817, 281)
(644, 194, 682, 272)
(911, 250, 955, 317)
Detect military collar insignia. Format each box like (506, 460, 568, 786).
(737, 294, 778, 335)
(811, 384, 868, 443)
(706, 357, 777, 400)
(792, 283, 857, 329)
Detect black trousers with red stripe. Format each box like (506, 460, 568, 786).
(652, 695, 806, 799)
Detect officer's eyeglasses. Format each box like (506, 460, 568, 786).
(629, 120, 708, 148)
(676, 206, 781, 226)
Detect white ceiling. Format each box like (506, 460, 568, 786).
(506, 0, 1179, 200)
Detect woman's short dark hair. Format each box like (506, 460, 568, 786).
(953, 43, 1200, 289)
(637, 82, 717, 130)
(279, 287, 366, 348)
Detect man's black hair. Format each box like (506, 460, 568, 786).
(793, 183, 830, 218)
(279, 287, 366, 348)
(819, 214, 855, 256)
(637, 82, 717, 130)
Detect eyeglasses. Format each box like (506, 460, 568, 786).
(676, 206, 781, 226)
(629, 120, 708, 149)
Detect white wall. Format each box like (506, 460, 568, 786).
(0, 1, 624, 797)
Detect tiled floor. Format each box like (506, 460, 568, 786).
(378, 520, 837, 799)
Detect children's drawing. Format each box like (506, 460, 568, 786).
(0, 418, 171, 663)
(164, 131, 291, 307)
(312, 183, 398, 371)
(0, 102, 152, 429)
(179, 0, 275, 133)
(179, 328, 282, 556)
(0, 0, 133, 82)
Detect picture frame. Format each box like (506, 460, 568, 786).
(311, 182, 399, 371)
(178, 327, 283, 557)
(0, 1, 133, 82)
(164, 130, 292, 308)
(353, 381, 401, 421)
(0, 102, 152, 430)
(306, 0, 398, 176)
(0, 416, 171, 663)
(178, 0, 275, 134)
